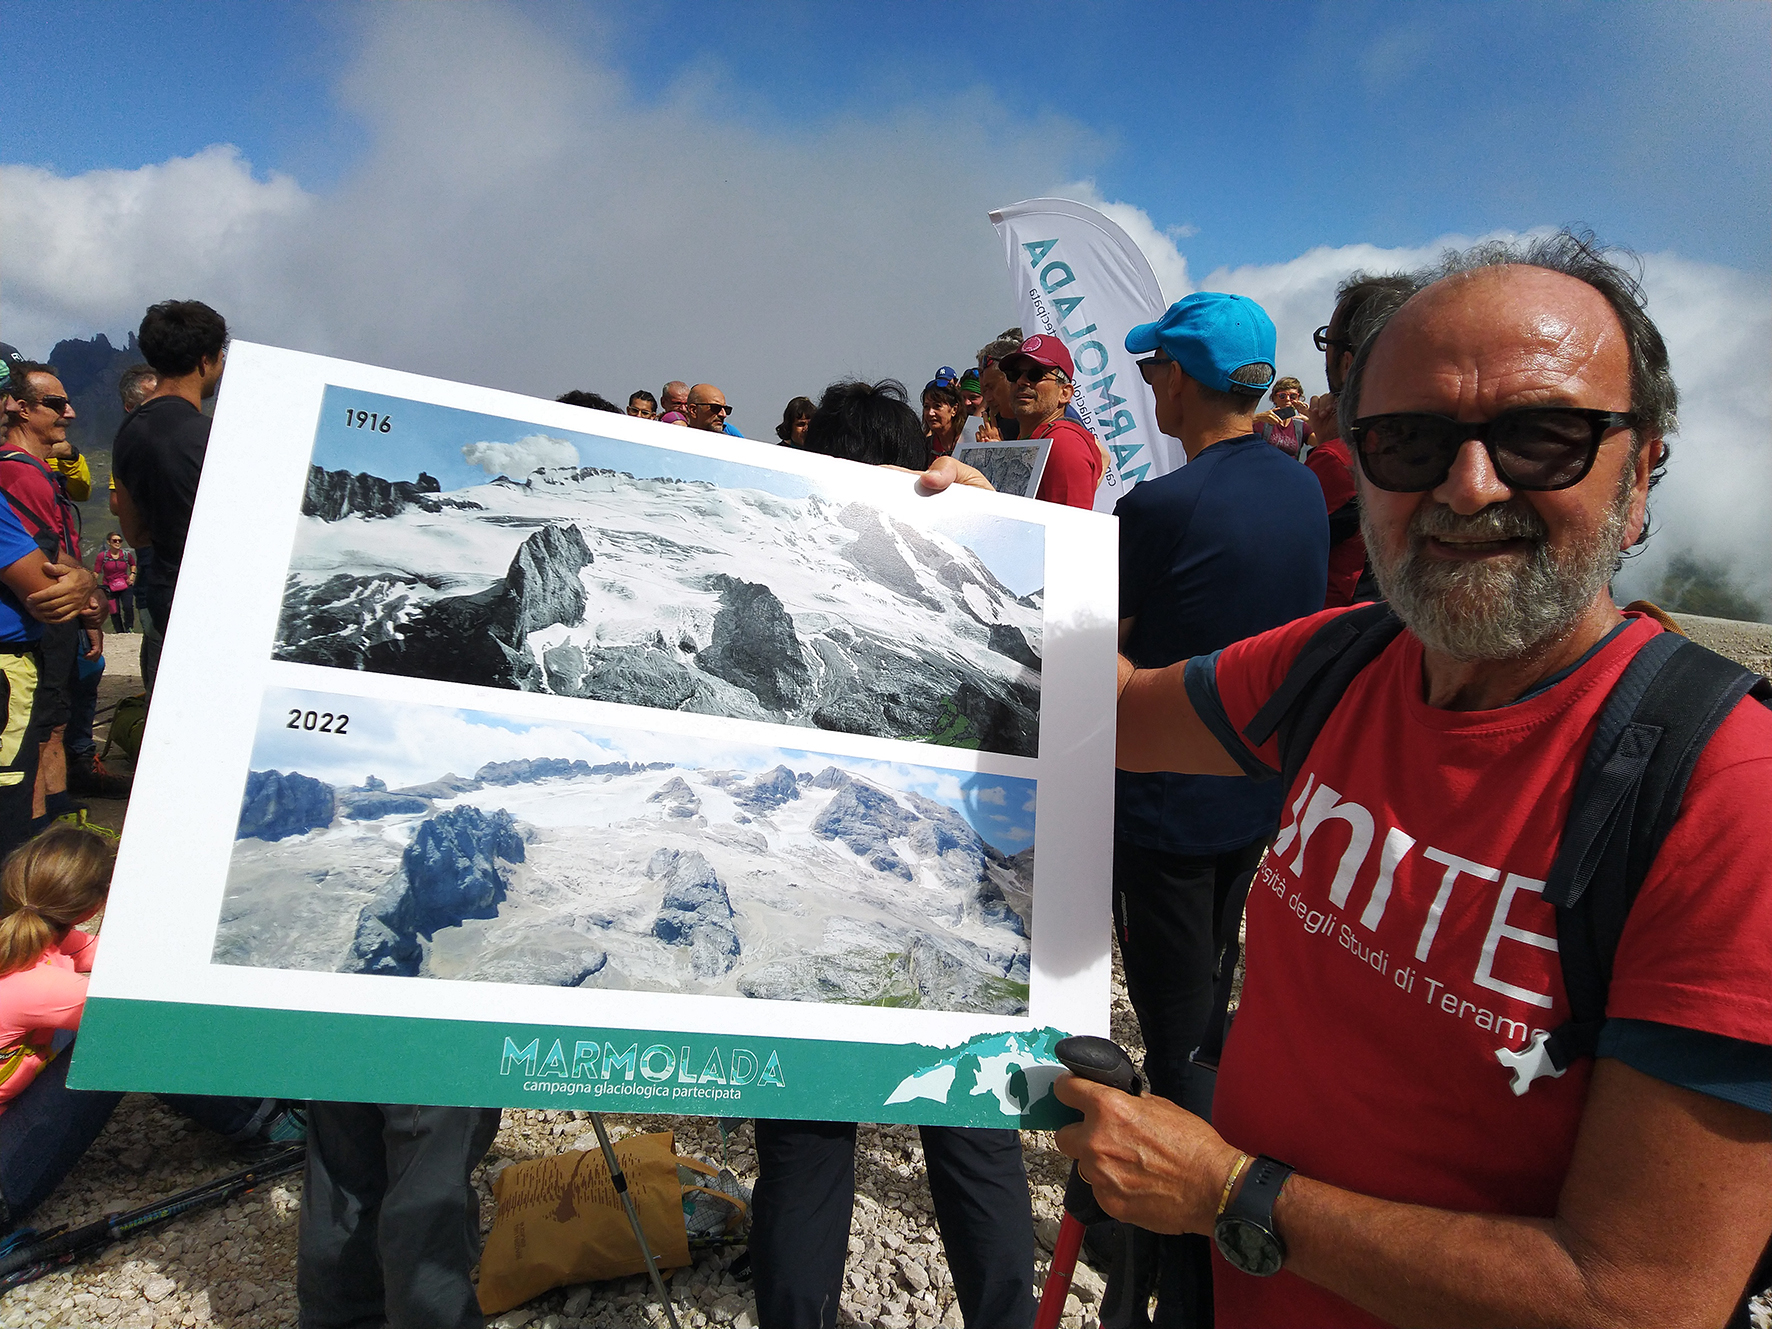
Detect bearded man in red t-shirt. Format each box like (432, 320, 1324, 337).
(1052, 231, 1772, 1327)
(1001, 335, 1104, 508)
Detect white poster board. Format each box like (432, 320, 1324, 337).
(72, 343, 1119, 1129)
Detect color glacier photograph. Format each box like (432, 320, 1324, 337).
(213, 690, 1037, 1015)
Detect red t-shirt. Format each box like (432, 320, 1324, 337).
(1303, 436, 1364, 607)
(1206, 609, 1772, 1327)
(1032, 417, 1102, 509)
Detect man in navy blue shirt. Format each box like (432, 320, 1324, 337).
(1109, 292, 1328, 1323)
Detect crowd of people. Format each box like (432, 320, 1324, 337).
(0, 224, 1764, 1329)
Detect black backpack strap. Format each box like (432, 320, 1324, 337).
(1325, 496, 1361, 545)
(1541, 635, 1770, 1073)
(1242, 603, 1404, 798)
(0, 450, 74, 559)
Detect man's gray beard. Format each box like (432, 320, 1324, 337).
(1364, 482, 1629, 662)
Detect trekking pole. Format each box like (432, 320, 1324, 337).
(0, 1143, 305, 1290)
(1036, 1037, 1142, 1329)
(587, 1113, 682, 1329)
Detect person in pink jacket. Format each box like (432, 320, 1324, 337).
(0, 827, 300, 1231)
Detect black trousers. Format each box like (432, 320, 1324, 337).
(29, 621, 79, 741)
(297, 1102, 502, 1329)
(108, 586, 134, 634)
(750, 1120, 1037, 1329)
(1110, 835, 1267, 1329)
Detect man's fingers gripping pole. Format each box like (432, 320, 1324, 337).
(1035, 1037, 1143, 1329)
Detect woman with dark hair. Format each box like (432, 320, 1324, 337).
(920, 380, 965, 458)
(749, 378, 1034, 1329)
(801, 379, 932, 470)
(774, 396, 816, 448)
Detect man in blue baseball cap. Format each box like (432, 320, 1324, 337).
(1105, 290, 1329, 1324)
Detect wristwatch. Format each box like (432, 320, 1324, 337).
(1213, 1154, 1294, 1276)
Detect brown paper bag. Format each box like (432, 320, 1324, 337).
(477, 1129, 692, 1314)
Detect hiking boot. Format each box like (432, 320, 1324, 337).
(239, 1107, 308, 1161)
(51, 808, 120, 842)
(66, 752, 132, 800)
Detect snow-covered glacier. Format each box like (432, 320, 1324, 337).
(214, 757, 1034, 1015)
(274, 465, 1045, 756)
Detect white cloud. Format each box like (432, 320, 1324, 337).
(2, 6, 1761, 611)
(1, 3, 1085, 435)
(461, 434, 579, 477)
(1201, 235, 1771, 608)
(0, 145, 312, 356)
(976, 785, 1007, 806)
(1057, 180, 1191, 302)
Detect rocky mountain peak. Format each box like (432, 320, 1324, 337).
(236, 769, 336, 842)
(649, 848, 741, 976)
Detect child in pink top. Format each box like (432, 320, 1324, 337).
(0, 828, 297, 1231)
(0, 829, 106, 1113)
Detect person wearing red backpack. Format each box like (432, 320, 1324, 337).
(1045, 231, 1770, 1328)
(0, 364, 113, 828)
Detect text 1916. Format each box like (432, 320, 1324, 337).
(345, 409, 392, 433)
(287, 709, 349, 735)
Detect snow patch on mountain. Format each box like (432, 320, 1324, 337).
(273, 467, 1044, 756)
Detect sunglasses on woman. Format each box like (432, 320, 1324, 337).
(1347, 407, 1637, 493)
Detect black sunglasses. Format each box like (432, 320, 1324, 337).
(31, 395, 71, 414)
(1313, 325, 1353, 354)
(1001, 362, 1059, 385)
(1347, 408, 1638, 493)
(695, 402, 732, 416)
(1136, 352, 1174, 384)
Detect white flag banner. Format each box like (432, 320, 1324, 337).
(990, 198, 1172, 512)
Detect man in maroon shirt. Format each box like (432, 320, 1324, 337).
(1304, 276, 1415, 605)
(1000, 334, 1103, 508)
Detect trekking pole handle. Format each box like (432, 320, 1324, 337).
(1055, 1035, 1143, 1097)
(1036, 1039, 1141, 1329)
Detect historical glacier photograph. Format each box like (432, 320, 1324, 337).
(213, 690, 1036, 1015)
(274, 386, 1046, 758)
(952, 444, 1047, 500)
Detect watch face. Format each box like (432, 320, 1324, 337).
(1214, 1215, 1284, 1277)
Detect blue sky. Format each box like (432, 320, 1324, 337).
(253, 688, 1037, 853)
(5, 1, 1765, 274)
(1, 2, 1766, 601)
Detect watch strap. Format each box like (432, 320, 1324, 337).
(1225, 1154, 1294, 1234)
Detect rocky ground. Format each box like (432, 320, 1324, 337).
(4, 620, 1767, 1328)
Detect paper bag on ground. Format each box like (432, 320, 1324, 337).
(477, 1130, 691, 1314)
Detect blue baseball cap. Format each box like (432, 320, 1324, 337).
(1125, 293, 1277, 394)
